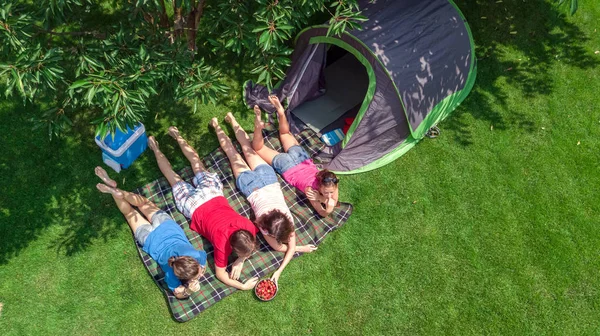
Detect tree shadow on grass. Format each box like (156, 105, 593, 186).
(3, 0, 597, 263)
(44, 100, 215, 257)
(445, 0, 598, 145)
(0, 3, 259, 263)
(45, 94, 257, 257)
(0, 100, 126, 263)
(0, 88, 261, 263)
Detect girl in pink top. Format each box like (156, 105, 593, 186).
(252, 95, 340, 218)
(209, 113, 317, 284)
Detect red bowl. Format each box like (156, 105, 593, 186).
(254, 278, 278, 301)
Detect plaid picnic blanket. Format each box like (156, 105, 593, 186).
(133, 126, 353, 322)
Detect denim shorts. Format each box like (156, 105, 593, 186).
(134, 210, 172, 247)
(236, 164, 279, 197)
(272, 145, 310, 175)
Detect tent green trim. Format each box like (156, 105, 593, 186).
(308, 36, 377, 148)
(244, 0, 477, 174)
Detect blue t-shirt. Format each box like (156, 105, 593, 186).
(142, 220, 207, 291)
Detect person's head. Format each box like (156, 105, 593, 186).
(168, 256, 205, 290)
(229, 229, 257, 259)
(256, 209, 294, 244)
(316, 170, 339, 198)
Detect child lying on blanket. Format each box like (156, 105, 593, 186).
(209, 114, 318, 284)
(147, 129, 259, 291)
(94, 166, 206, 299)
(252, 95, 340, 217)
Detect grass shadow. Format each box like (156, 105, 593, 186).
(3, 0, 597, 263)
(446, 0, 598, 145)
(0, 99, 126, 263)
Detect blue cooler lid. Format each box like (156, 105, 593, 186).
(102, 124, 139, 150)
(95, 123, 145, 156)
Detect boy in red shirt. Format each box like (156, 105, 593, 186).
(148, 128, 259, 291)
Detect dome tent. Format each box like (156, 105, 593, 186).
(244, 0, 477, 174)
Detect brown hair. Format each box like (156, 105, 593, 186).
(316, 169, 339, 188)
(229, 229, 256, 258)
(256, 209, 294, 244)
(168, 256, 201, 283)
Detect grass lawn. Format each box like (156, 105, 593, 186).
(1, 0, 599, 334)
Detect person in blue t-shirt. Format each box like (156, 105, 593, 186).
(94, 166, 207, 299)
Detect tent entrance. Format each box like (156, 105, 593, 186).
(290, 45, 369, 134)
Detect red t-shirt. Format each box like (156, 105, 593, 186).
(190, 196, 258, 268)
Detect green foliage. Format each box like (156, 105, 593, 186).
(0, 0, 364, 138)
(205, 0, 365, 91)
(1, 0, 600, 333)
(557, 0, 578, 15)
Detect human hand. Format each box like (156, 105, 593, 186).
(187, 279, 200, 292)
(271, 270, 282, 284)
(327, 197, 336, 208)
(242, 277, 259, 290)
(173, 285, 189, 299)
(297, 244, 318, 253)
(230, 260, 244, 280)
(305, 188, 319, 201)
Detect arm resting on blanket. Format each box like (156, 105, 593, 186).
(308, 197, 333, 217)
(215, 266, 258, 290)
(229, 257, 245, 280)
(264, 232, 297, 283)
(265, 234, 318, 254)
(173, 285, 190, 299)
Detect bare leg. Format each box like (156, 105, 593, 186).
(148, 136, 183, 187)
(120, 190, 161, 222)
(209, 117, 250, 178)
(168, 126, 206, 175)
(97, 184, 149, 233)
(225, 112, 269, 170)
(251, 105, 280, 165)
(94, 166, 161, 223)
(268, 95, 299, 152)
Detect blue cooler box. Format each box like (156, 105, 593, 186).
(95, 123, 148, 172)
(320, 128, 345, 146)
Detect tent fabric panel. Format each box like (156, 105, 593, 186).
(326, 72, 411, 172)
(306, 36, 377, 149)
(284, 44, 329, 113)
(353, 0, 473, 137)
(404, 0, 479, 138)
(331, 59, 477, 174)
(245, 0, 476, 173)
(243, 30, 328, 123)
(301, 29, 411, 172)
(326, 104, 412, 172)
(412, 59, 478, 139)
(301, 28, 411, 172)
(331, 135, 419, 175)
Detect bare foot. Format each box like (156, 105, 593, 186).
(209, 117, 219, 129)
(253, 105, 265, 130)
(96, 183, 123, 198)
(168, 126, 180, 140)
(224, 112, 235, 124)
(268, 95, 284, 114)
(147, 136, 159, 152)
(94, 166, 117, 188)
